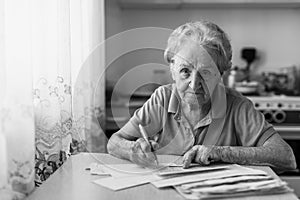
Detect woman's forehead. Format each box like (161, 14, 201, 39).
(174, 43, 217, 69)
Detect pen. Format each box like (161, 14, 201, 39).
(138, 124, 158, 165)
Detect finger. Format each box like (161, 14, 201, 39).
(145, 140, 159, 165)
(136, 140, 157, 158)
(146, 151, 157, 163)
(201, 147, 215, 165)
(132, 142, 146, 159)
(195, 147, 211, 165)
(137, 138, 151, 152)
(133, 139, 159, 167)
(149, 140, 159, 151)
(183, 147, 197, 169)
(131, 147, 156, 167)
(132, 139, 150, 159)
(153, 134, 160, 142)
(195, 153, 203, 165)
(201, 153, 211, 165)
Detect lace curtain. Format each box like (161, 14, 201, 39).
(0, 0, 106, 198)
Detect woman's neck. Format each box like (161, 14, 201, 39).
(182, 101, 211, 116)
(181, 101, 211, 128)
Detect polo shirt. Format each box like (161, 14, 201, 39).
(119, 83, 276, 155)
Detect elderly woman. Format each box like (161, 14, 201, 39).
(107, 20, 296, 171)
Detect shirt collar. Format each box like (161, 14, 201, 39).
(168, 84, 181, 120)
(211, 83, 227, 119)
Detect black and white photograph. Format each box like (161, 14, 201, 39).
(1, 0, 300, 199)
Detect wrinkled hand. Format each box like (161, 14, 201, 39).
(183, 145, 219, 168)
(130, 138, 159, 168)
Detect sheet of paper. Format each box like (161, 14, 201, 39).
(181, 174, 272, 189)
(86, 162, 181, 178)
(175, 184, 293, 200)
(176, 177, 292, 200)
(190, 179, 285, 193)
(151, 164, 268, 188)
(93, 175, 161, 191)
(157, 164, 229, 176)
(167, 163, 202, 167)
(98, 163, 167, 178)
(86, 163, 156, 177)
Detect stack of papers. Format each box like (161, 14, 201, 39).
(175, 179, 291, 200)
(150, 164, 293, 199)
(87, 161, 292, 199)
(87, 162, 228, 191)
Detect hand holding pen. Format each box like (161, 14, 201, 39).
(139, 124, 159, 165)
(130, 124, 159, 167)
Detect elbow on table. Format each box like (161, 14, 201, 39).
(285, 149, 297, 170)
(279, 146, 297, 171)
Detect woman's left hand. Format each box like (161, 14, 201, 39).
(182, 145, 219, 168)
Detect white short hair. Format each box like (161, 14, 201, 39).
(164, 20, 232, 74)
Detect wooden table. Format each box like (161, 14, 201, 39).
(26, 153, 298, 200)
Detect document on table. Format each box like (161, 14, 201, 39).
(151, 164, 268, 188)
(93, 175, 161, 191)
(157, 164, 229, 176)
(87, 163, 161, 178)
(175, 178, 292, 200)
(89, 158, 293, 198)
(181, 174, 273, 189)
(91, 162, 230, 191)
(149, 164, 293, 199)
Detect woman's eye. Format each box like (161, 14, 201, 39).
(201, 70, 211, 77)
(180, 68, 190, 77)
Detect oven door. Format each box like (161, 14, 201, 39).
(275, 126, 300, 197)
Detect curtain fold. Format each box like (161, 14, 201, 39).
(0, 0, 35, 198)
(33, 0, 106, 185)
(0, 0, 106, 198)
(32, 0, 74, 184)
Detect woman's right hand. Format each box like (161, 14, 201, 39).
(130, 138, 159, 168)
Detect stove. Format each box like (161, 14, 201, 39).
(247, 95, 300, 196)
(247, 96, 300, 136)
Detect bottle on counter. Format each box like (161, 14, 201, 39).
(227, 66, 238, 88)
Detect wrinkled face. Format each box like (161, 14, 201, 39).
(170, 40, 221, 106)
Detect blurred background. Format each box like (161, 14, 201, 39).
(1, 0, 300, 198)
(105, 0, 300, 131)
(104, 0, 300, 195)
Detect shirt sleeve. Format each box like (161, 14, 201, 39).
(233, 98, 276, 147)
(118, 86, 166, 139)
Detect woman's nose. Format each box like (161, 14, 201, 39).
(189, 71, 202, 90)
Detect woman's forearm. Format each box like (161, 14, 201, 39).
(215, 144, 296, 171)
(107, 134, 135, 161)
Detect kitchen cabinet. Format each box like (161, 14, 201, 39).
(118, 0, 300, 8)
(181, 0, 300, 8)
(118, 0, 181, 9)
